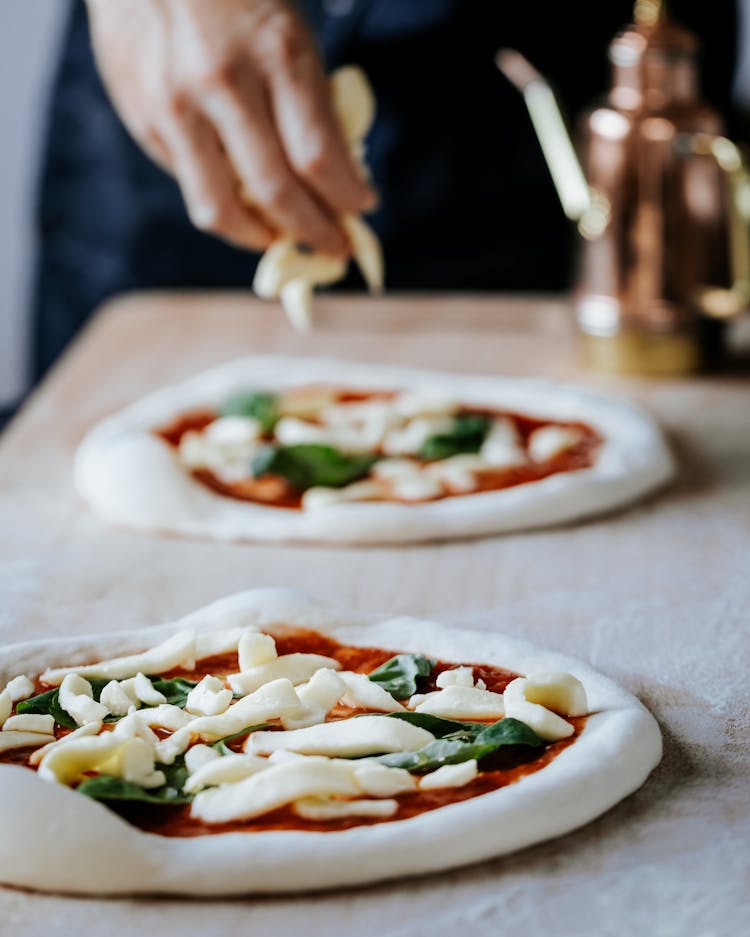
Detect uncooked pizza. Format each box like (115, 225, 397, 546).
(74, 357, 674, 543)
(0, 589, 661, 896)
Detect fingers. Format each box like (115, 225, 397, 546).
(263, 43, 376, 216)
(160, 105, 276, 251)
(201, 77, 349, 257)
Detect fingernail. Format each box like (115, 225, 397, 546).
(190, 203, 218, 229)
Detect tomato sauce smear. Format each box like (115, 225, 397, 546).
(153, 388, 602, 511)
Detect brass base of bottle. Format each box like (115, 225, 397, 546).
(580, 330, 701, 375)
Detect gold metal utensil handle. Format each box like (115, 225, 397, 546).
(681, 134, 750, 319)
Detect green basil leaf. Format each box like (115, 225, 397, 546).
(375, 717, 545, 773)
(368, 654, 434, 699)
(473, 717, 544, 748)
(210, 725, 272, 756)
(220, 391, 279, 433)
(17, 677, 112, 730)
(77, 770, 192, 806)
(418, 414, 491, 461)
(149, 677, 198, 709)
(386, 711, 485, 740)
(252, 444, 377, 491)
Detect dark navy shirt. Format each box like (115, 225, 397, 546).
(32, 0, 737, 377)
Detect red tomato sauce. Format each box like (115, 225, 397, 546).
(153, 388, 601, 510)
(0, 628, 585, 837)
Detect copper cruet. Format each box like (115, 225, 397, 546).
(499, 0, 750, 374)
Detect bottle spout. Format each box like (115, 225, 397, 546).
(496, 49, 608, 238)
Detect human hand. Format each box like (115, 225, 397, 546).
(85, 0, 376, 254)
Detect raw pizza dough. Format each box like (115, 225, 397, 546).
(74, 356, 675, 544)
(0, 588, 661, 896)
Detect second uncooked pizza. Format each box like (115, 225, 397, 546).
(75, 356, 674, 543)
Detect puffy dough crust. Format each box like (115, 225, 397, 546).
(73, 357, 675, 545)
(0, 588, 662, 897)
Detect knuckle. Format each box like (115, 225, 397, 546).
(188, 200, 224, 232)
(296, 141, 334, 182)
(195, 56, 240, 92)
(163, 87, 191, 119)
(257, 12, 307, 68)
(257, 177, 296, 214)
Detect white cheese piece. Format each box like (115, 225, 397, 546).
(5, 675, 35, 702)
(503, 677, 575, 741)
(294, 797, 398, 820)
(131, 703, 195, 731)
(228, 653, 341, 696)
(370, 458, 421, 481)
(183, 753, 269, 794)
(0, 731, 56, 754)
(0, 690, 11, 728)
(520, 672, 588, 717)
(338, 671, 404, 713)
(528, 425, 583, 462)
(331, 64, 375, 143)
(278, 388, 339, 419)
(58, 674, 109, 726)
(193, 627, 249, 660)
(392, 392, 459, 420)
(100, 680, 138, 716)
(2, 714, 55, 735)
(435, 667, 476, 689)
(418, 760, 479, 790)
(301, 480, 384, 511)
(28, 721, 101, 765)
(154, 733, 192, 766)
(133, 673, 167, 706)
(181, 417, 263, 479)
(352, 762, 416, 796)
(110, 705, 195, 765)
(110, 737, 167, 789)
(191, 757, 361, 824)
(203, 415, 262, 448)
(274, 416, 381, 454)
(184, 743, 221, 775)
(185, 676, 233, 717)
(267, 749, 305, 764)
(238, 631, 277, 671)
(389, 474, 444, 503)
(246, 715, 434, 758)
(254, 239, 347, 302)
(382, 416, 455, 457)
(411, 685, 505, 719)
(252, 68, 382, 330)
(38, 734, 165, 789)
(176, 677, 304, 743)
(281, 668, 345, 730)
(279, 278, 314, 331)
(178, 431, 209, 469)
(41, 630, 196, 685)
(423, 454, 486, 493)
(480, 419, 527, 467)
(111, 713, 159, 748)
(341, 213, 383, 294)
(322, 399, 398, 431)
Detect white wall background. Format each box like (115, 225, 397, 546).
(0, 0, 70, 407)
(0, 2, 748, 409)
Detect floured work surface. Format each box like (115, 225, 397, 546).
(0, 294, 748, 933)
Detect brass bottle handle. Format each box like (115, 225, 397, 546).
(679, 133, 750, 319)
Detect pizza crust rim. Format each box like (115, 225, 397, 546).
(0, 588, 662, 896)
(73, 356, 675, 544)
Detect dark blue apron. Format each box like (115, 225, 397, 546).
(32, 0, 736, 378)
